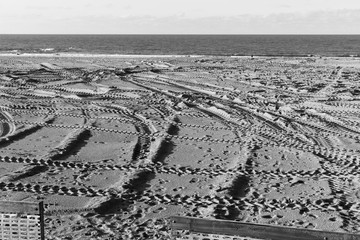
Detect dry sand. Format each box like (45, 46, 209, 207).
(0, 55, 360, 239)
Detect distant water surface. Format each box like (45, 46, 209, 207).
(0, 35, 359, 57)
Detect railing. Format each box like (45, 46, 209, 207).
(170, 216, 360, 240)
(0, 201, 45, 240)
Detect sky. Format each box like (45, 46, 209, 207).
(0, 0, 360, 34)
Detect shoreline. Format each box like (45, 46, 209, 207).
(0, 52, 359, 58)
(0, 53, 206, 58)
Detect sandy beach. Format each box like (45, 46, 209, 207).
(1, 54, 360, 239)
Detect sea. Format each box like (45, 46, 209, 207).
(0, 35, 360, 57)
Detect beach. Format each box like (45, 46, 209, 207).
(0, 54, 360, 239)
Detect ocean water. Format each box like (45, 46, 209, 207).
(0, 35, 359, 57)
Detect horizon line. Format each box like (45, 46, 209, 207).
(1, 33, 360, 35)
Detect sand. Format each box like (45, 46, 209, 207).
(0, 54, 360, 239)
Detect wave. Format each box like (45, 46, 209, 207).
(0, 47, 85, 54)
(40, 48, 55, 52)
